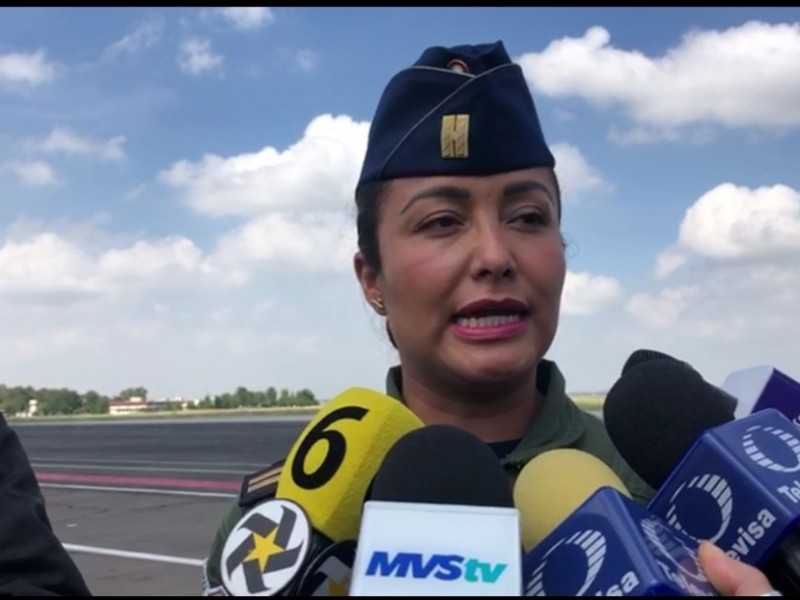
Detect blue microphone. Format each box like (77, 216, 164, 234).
(603, 353, 800, 594)
(515, 449, 719, 596)
(647, 408, 800, 568)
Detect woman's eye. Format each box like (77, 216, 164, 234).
(421, 215, 461, 230)
(514, 212, 548, 226)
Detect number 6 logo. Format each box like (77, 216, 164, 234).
(290, 407, 368, 490)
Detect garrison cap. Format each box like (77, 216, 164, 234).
(356, 40, 556, 192)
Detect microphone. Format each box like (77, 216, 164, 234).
(621, 348, 683, 374)
(349, 425, 522, 596)
(513, 448, 632, 552)
(645, 407, 800, 594)
(218, 387, 423, 596)
(603, 356, 736, 491)
(294, 540, 356, 596)
(721, 364, 800, 424)
(516, 449, 719, 596)
(603, 356, 800, 593)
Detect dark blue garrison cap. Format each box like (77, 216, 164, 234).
(356, 40, 555, 192)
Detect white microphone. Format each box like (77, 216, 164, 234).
(721, 365, 800, 425)
(348, 425, 522, 596)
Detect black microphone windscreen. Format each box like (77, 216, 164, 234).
(369, 424, 513, 508)
(603, 358, 735, 490)
(621, 348, 682, 375)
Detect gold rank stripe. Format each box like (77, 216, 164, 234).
(246, 469, 281, 493)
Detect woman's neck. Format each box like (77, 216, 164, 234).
(399, 367, 542, 444)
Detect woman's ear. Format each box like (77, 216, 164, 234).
(354, 251, 384, 315)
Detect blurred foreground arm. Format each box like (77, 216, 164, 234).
(0, 413, 91, 596)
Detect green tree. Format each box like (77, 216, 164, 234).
(119, 387, 147, 400)
(83, 390, 110, 414)
(265, 387, 277, 406)
(37, 388, 82, 415)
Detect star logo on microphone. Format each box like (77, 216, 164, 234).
(221, 499, 312, 596)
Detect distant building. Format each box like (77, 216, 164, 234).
(108, 396, 161, 415)
(108, 395, 202, 414)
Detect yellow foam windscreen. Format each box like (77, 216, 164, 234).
(513, 448, 631, 552)
(276, 387, 423, 543)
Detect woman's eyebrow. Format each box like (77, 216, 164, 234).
(399, 185, 471, 214)
(502, 180, 554, 203)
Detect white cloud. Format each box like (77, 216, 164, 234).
(102, 17, 164, 60)
(0, 231, 227, 304)
(0, 233, 98, 300)
(551, 143, 611, 201)
(0, 50, 56, 86)
(210, 7, 275, 30)
(27, 126, 126, 161)
(178, 37, 223, 75)
(625, 286, 700, 330)
(160, 114, 370, 217)
(277, 48, 320, 72)
(677, 183, 800, 260)
(631, 182, 800, 343)
(653, 246, 689, 280)
(4, 160, 58, 186)
(654, 182, 800, 280)
(210, 211, 357, 277)
(125, 183, 146, 200)
(98, 236, 215, 287)
(294, 49, 319, 71)
(608, 125, 682, 146)
(562, 271, 624, 316)
(517, 21, 800, 131)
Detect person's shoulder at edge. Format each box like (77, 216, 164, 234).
(0, 413, 93, 596)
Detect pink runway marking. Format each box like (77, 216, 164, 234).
(35, 471, 241, 493)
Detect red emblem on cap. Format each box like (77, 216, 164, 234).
(446, 59, 469, 74)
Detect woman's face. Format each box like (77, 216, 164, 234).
(355, 167, 566, 391)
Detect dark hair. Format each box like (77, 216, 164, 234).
(355, 179, 390, 273)
(355, 173, 563, 349)
(355, 180, 397, 347)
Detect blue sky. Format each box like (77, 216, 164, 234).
(1, 7, 799, 400)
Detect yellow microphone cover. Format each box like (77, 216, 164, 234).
(513, 448, 631, 552)
(276, 387, 423, 543)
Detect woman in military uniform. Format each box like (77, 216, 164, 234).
(202, 40, 781, 598)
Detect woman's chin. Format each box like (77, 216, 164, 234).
(452, 353, 536, 388)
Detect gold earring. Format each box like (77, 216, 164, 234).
(371, 298, 386, 315)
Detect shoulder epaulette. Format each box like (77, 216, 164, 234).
(238, 458, 285, 507)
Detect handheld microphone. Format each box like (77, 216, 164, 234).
(603, 356, 800, 593)
(349, 425, 522, 596)
(515, 449, 719, 596)
(603, 356, 736, 491)
(621, 348, 683, 374)
(620, 349, 737, 416)
(219, 387, 423, 596)
(721, 365, 800, 424)
(294, 540, 356, 596)
(513, 448, 631, 551)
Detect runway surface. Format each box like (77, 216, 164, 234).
(11, 410, 604, 595)
(11, 416, 313, 596)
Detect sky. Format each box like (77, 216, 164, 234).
(0, 7, 799, 400)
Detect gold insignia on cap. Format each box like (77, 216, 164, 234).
(441, 114, 469, 159)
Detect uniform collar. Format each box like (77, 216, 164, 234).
(383, 359, 587, 470)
